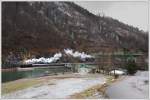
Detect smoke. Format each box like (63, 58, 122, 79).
(24, 48, 93, 64)
(24, 53, 62, 64)
(64, 48, 93, 59)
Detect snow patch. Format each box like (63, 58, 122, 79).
(110, 70, 125, 75)
(78, 67, 91, 75)
(3, 77, 106, 99)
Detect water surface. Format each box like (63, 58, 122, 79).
(2, 66, 71, 83)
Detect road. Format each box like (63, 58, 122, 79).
(106, 71, 149, 99)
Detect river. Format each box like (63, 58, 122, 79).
(2, 66, 72, 83)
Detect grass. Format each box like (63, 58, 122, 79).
(2, 78, 43, 95)
(70, 75, 116, 99)
(70, 84, 106, 99)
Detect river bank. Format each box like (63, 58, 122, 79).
(2, 73, 109, 99)
(2, 71, 148, 99)
(2, 68, 17, 72)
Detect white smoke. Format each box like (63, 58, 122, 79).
(24, 49, 93, 64)
(24, 53, 62, 64)
(64, 48, 93, 59)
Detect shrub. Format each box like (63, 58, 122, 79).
(114, 74, 119, 79)
(125, 61, 137, 75)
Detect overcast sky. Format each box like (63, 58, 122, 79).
(74, 1, 148, 31)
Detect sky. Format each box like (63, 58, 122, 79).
(74, 1, 148, 31)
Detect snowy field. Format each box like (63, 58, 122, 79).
(106, 71, 149, 99)
(2, 74, 106, 99)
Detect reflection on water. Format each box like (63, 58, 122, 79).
(2, 66, 71, 83)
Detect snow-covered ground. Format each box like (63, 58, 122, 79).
(2, 74, 106, 99)
(106, 71, 149, 99)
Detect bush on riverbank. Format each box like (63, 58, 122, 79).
(125, 61, 137, 75)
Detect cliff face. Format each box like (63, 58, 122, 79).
(2, 2, 148, 60)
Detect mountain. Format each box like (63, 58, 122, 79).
(2, 2, 148, 63)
